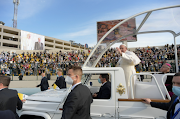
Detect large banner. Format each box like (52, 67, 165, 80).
(21, 30, 45, 50)
(97, 18, 137, 43)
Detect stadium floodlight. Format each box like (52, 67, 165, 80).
(69, 40, 75, 44)
(17, 0, 20, 5)
(13, 0, 20, 28)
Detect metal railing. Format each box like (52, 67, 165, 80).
(161, 73, 175, 100)
(130, 73, 165, 100)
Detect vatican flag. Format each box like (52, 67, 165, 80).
(18, 93, 24, 100)
(53, 84, 57, 89)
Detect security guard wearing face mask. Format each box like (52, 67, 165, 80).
(52, 69, 66, 89)
(61, 66, 93, 119)
(92, 74, 111, 99)
(142, 72, 180, 119)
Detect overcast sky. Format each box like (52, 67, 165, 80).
(0, 0, 180, 48)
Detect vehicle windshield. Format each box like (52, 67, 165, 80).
(83, 6, 180, 68)
(81, 74, 91, 85)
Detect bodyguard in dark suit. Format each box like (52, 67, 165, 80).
(93, 74, 111, 99)
(18, 73, 23, 80)
(142, 72, 180, 119)
(0, 110, 16, 119)
(0, 76, 23, 119)
(61, 66, 93, 119)
(52, 69, 66, 89)
(36, 73, 49, 91)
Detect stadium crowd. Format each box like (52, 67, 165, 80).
(0, 50, 87, 76)
(0, 44, 179, 77)
(134, 44, 180, 73)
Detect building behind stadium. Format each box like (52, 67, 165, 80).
(0, 22, 89, 53)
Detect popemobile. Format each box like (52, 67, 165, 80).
(18, 5, 180, 119)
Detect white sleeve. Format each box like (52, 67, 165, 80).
(121, 52, 141, 65)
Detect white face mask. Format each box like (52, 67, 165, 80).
(65, 76, 74, 85)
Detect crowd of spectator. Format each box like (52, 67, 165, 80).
(0, 44, 179, 78)
(134, 44, 180, 73)
(0, 50, 88, 76)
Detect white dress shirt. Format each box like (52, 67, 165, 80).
(101, 81, 107, 87)
(71, 82, 81, 90)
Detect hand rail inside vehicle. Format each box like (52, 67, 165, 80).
(118, 98, 170, 103)
(161, 73, 175, 100)
(130, 73, 165, 100)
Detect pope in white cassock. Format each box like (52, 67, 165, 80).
(116, 44, 141, 98)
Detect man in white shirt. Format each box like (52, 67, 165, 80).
(6, 68, 10, 76)
(116, 44, 141, 98)
(142, 72, 180, 119)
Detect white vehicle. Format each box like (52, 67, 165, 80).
(19, 5, 180, 119)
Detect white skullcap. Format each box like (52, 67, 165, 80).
(120, 44, 127, 47)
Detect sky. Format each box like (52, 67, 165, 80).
(0, 0, 180, 48)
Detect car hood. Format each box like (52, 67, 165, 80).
(26, 89, 68, 103)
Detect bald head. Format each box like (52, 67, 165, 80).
(57, 69, 62, 76)
(160, 64, 170, 73)
(41, 73, 45, 77)
(120, 44, 127, 53)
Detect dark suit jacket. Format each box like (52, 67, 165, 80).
(34, 42, 43, 50)
(18, 75, 23, 80)
(53, 76, 66, 89)
(150, 95, 178, 119)
(158, 72, 173, 84)
(37, 77, 49, 91)
(61, 84, 93, 119)
(0, 88, 23, 119)
(95, 81, 111, 99)
(0, 110, 16, 119)
(156, 73, 173, 93)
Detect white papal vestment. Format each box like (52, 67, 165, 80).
(116, 50, 141, 98)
